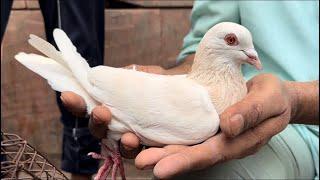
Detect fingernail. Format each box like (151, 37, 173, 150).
(91, 113, 104, 125)
(229, 114, 244, 136)
(123, 144, 133, 151)
(92, 106, 112, 124)
(60, 95, 67, 105)
(142, 165, 154, 170)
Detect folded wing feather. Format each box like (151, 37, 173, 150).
(88, 66, 220, 145)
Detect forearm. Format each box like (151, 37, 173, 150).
(163, 54, 195, 75)
(286, 80, 319, 125)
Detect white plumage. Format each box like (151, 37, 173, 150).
(15, 29, 219, 147)
(15, 22, 262, 180)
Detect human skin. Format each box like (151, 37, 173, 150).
(60, 54, 319, 178)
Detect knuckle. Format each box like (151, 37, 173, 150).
(252, 103, 263, 119)
(253, 135, 264, 150)
(273, 116, 289, 133)
(246, 103, 263, 128)
(274, 118, 283, 129)
(254, 74, 281, 89)
(225, 151, 242, 161)
(216, 153, 228, 164)
(247, 128, 265, 152)
(277, 98, 287, 108)
(208, 144, 228, 164)
(267, 73, 279, 81)
(261, 73, 279, 82)
(253, 138, 270, 154)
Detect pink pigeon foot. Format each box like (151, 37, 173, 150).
(88, 143, 126, 180)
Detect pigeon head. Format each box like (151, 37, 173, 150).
(188, 22, 262, 113)
(195, 22, 262, 70)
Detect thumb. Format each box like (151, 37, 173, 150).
(219, 91, 283, 137)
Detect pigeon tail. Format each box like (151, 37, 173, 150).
(53, 28, 92, 92)
(15, 30, 98, 113)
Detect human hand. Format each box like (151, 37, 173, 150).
(124, 64, 165, 74)
(59, 91, 141, 158)
(60, 64, 166, 158)
(134, 73, 296, 179)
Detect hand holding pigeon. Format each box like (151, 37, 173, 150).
(134, 73, 296, 179)
(15, 22, 263, 180)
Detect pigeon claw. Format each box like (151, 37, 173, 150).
(88, 144, 126, 180)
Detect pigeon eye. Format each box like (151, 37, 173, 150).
(224, 33, 238, 46)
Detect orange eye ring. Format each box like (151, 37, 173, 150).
(224, 33, 239, 46)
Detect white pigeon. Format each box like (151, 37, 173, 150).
(15, 22, 262, 180)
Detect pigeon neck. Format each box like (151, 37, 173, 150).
(187, 55, 247, 114)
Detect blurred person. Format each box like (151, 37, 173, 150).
(1, 1, 105, 179)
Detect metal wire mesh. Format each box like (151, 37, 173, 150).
(1, 132, 68, 180)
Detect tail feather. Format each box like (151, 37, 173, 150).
(15, 52, 97, 113)
(53, 29, 92, 91)
(28, 34, 68, 68)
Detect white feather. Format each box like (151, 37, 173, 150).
(14, 23, 262, 180)
(15, 29, 220, 146)
(88, 66, 219, 145)
(15, 23, 259, 180)
(53, 29, 92, 91)
(14, 53, 97, 113)
(28, 34, 68, 68)
(16, 22, 255, 146)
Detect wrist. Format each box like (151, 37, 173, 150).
(284, 81, 300, 123)
(285, 80, 319, 124)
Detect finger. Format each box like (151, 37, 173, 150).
(119, 133, 143, 159)
(221, 110, 290, 159)
(135, 145, 187, 170)
(220, 85, 287, 137)
(123, 64, 138, 70)
(153, 142, 221, 179)
(136, 148, 168, 170)
(88, 105, 112, 139)
(124, 64, 147, 72)
(60, 91, 87, 117)
(121, 132, 140, 149)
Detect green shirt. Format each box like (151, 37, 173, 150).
(177, 1, 319, 178)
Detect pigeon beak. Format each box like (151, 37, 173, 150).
(242, 49, 263, 70)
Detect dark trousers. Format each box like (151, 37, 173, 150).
(1, 0, 13, 43)
(1, 0, 105, 175)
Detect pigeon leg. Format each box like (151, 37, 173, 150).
(89, 142, 126, 180)
(88, 152, 113, 180)
(102, 143, 126, 180)
(96, 157, 113, 180)
(118, 156, 126, 180)
(111, 162, 118, 180)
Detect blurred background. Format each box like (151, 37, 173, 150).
(1, 0, 193, 178)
